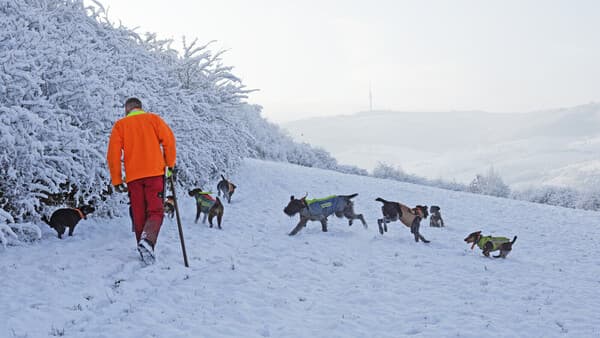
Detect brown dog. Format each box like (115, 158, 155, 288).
(164, 196, 175, 218)
(464, 231, 517, 258)
(429, 205, 444, 227)
(217, 175, 236, 204)
(188, 188, 224, 229)
(375, 198, 430, 243)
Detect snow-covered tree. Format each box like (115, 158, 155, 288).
(0, 0, 362, 236)
(468, 167, 510, 198)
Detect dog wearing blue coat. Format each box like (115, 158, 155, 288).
(283, 194, 367, 236)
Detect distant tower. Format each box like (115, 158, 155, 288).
(369, 83, 373, 112)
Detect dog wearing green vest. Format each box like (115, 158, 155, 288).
(283, 194, 367, 236)
(464, 231, 517, 258)
(188, 188, 224, 229)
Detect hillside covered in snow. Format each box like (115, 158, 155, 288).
(2, 159, 599, 337)
(283, 104, 600, 191)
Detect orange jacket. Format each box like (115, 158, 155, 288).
(107, 110, 176, 186)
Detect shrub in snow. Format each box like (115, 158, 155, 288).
(372, 162, 467, 191)
(372, 162, 427, 185)
(468, 167, 510, 198)
(512, 186, 579, 209)
(0, 0, 361, 230)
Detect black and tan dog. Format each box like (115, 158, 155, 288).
(217, 175, 236, 204)
(188, 188, 224, 229)
(164, 195, 175, 218)
(429, 205, 444, 227)
(464, 231, 517, 258)
(42, 205, 95, 239)
(283, 194, 367, 236)
(375, 198, 430, 243)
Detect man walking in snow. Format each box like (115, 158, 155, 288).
(107, 97, 176, 263)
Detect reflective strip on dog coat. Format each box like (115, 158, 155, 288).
(306, 195, 339, 217)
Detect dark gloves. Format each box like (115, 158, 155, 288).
(114, 183, 128, 193)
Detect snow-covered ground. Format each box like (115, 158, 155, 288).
(2, 159, 599, 337)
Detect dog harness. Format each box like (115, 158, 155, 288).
(195, 192, 216, 210)
(306, 196, 339, 217)
(477, 236, 510, 251)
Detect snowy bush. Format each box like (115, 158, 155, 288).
(468, 167, 511, 198)
(372, 162, 466, 191)
(0, 0, 363, 221)
(372, 162, 427, 185)
(0, 0, 361, 228)
(512, 185, 600, 211)
(0, 223, 42, 248)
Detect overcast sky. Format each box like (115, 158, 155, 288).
(94, 0, 600, 122)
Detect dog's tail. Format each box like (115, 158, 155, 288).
(214, 197, 223, 207)
(375, 197, 390, 204)
(341, 193, 358, 200)
(41, 214, 51, 225)
(221, 174, 227, 181)
(511, 236, 517, 244)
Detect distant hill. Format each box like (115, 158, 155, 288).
(283, 103, 600, 190)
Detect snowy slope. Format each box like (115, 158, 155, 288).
(2, 159, 599, 337)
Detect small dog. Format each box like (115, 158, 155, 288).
(375, 197, 430, 243)
(217, 175, 236, 204)
(464, 231, 517, 258)
(42, 205, 95, 239)
(283, 194, 367, 236)
(164, 195, 175, 218)
(188, 188, 224, 229)
(429, 205, 444, 227)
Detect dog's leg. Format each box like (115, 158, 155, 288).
(68, 225, 75, 237)
(320, 218, 328, 232)
(377, 219, 384, 235)
(483, 242, 493, 257)
(202, 213, 208, 226)
(344, 209, 365, 228)
(384, 218, 389, 232)
(208, 211, 214, 228)
(357, 214, 367, 228)
(410, 218, 425, 242)
(195, 205, 201, 224)
(217, 213, 223, 230)
(289, 218, 308, 236)
(56, 225, 65, 239)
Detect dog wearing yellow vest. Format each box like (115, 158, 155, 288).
(464, 231, 517, 258)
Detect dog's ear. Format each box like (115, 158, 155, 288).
(290, 195, 295, 201)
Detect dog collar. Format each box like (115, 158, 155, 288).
(72, 208, 85, 220)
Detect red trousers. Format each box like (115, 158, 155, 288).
(128, 175, 164, 247)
